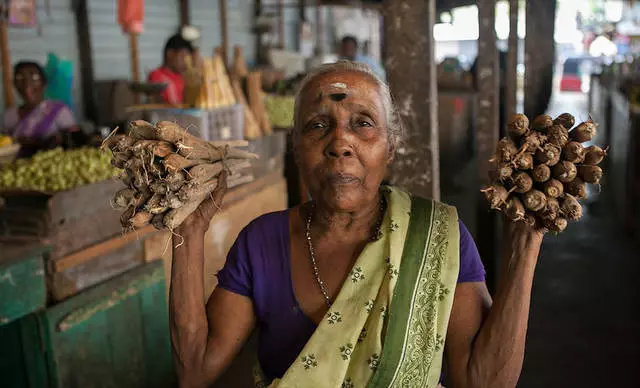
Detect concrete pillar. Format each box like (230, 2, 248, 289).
(383, 0, 439, 201)
(524, 0, 557, 118)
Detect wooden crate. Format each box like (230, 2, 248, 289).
(0, 261, 175, 388)
(0, 180, 163, 302)
(0, 179, 125, 260)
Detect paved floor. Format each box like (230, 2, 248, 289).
(518, 90, 640, 387)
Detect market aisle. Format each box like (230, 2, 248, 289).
(519, 90, 640, 387)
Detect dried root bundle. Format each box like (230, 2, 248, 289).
(482, 112, 608, 233)
(105, 120, 256, 231)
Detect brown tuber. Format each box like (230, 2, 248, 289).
(565, 177, 587, 199)
(513, 152, 534, 171)
(561, 194, 583, 221)
(495, 138, 519, 162)
(489, 164, 513, 181)
(532, 164, 551, 183)
(545, 217, 568, 233)
(562, 141, 585, 164)
(536, 143, 561, 166)
(543, 179, 564, 198)
(523, 189, 547, 212)
(546, 125, 569, 148)
(531, 115, 554, 132)
(507, 113, 530, 137)
(578, 165, 603, 185)
(538, 197, 561, 221)
(512, 171, 534, 193)
(553, 161, 577, 183)
(520, 131, 547, 152)
(481, 184, 510, 210)
(128, 211, 153, 228)
(505, 197, 526, 221)
(553, 113, 575, 129)
(583, 145, 607, 165)
(570, 120, 597, 143)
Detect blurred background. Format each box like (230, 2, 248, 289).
(0, 0, 638, 387)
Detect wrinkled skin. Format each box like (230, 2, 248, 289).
(294, 70, 394, 214)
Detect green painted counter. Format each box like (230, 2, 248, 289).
(0, 260, 175, 388)
(0, 244, 48, 326)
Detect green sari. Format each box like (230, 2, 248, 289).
(256, 187, 460, 388)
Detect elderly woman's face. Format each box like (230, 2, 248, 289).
(295, 70, 393, 212)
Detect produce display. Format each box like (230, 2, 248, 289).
(265, 95, 295, 128)
(0, 135, 13, 147)
(0, 147, 120, 192)
(483, 113, 607, 232)
(104, 120, 257, 231)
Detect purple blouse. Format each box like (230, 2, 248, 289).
(217, 210, 485, 381)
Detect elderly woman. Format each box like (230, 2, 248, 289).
(170, 61, 543, 388)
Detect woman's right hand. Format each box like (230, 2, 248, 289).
(176, 171, 228, 235)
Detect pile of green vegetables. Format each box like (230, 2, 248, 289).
(0, 147, 120, 192)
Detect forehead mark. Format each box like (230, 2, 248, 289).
(329, 93, 347, 102)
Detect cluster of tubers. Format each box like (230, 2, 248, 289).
(104, 120, 257, 231)
(483, 113, 607, 232)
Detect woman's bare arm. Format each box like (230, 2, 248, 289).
(169, 174, 256, 387)
(446, 222, 543, 388)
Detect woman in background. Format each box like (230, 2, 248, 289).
(3, 61, 83, 158)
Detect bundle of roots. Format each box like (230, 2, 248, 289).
(104, 120, 257, 232)
(484, 113, 607, 233)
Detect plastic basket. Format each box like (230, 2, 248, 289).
(208, 104, 244, 141)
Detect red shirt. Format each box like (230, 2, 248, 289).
(148, 66, 185, 105)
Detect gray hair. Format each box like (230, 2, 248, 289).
(293, 60, 403, 148)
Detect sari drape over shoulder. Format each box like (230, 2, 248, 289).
(255, 187, 460, 388)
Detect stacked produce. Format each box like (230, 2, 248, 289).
(104, 120, 257, 231)
(483, 113, 607, 232)
(265, 95, 295, 128)
(0, 147, 120, 192)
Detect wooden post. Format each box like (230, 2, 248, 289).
(315, 0, 324, 54)
(129, 32, 140, 104)
(476, 0, 499, 292)
(0, 19, 14, 108)
(277, 0, 284, 49)
(73, 0, 97, 121)
(524, 0, 557, 118)
(179, 0, 190, 27)
(505, 0, 519, 118)
(219, 0, 229, 66)
(382, 0, 439, 200)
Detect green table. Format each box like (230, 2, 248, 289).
(0, 252, 175, 388)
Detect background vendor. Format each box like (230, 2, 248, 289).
(148, 34, 194, 105)
(2, 61, 81, 159)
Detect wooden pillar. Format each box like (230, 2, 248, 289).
(476, 0, 499, 291)
(505, 0, 519, 118)
(315, 0, 324, 54)
(73, 0, 97, 121)
(129, 33, 140, 104)
(219, 0, 229, 65)
(0, 19, 14, 108)
(524, 0, 557, 118)
(382, 0, 439, 200)
(179, 0, 190, 27)
(277, 0, 284, 49)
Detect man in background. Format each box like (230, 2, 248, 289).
(148, 34, 194, 105)
(339, 35, 386, 80)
